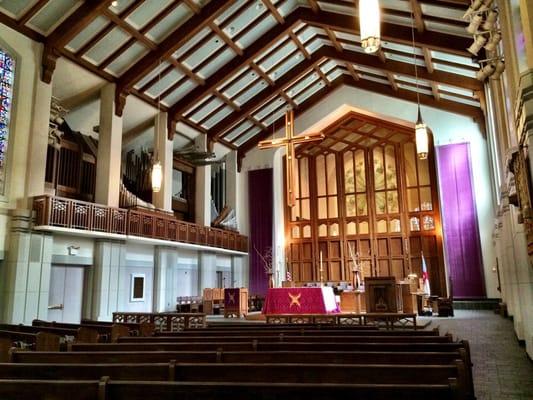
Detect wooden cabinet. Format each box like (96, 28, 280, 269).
(364, 277, 398, 313)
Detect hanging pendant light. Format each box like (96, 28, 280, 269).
(409, 9, 429, 160)
(415, 107, 428, 160)
(152, 58, 163, 193)
(151, 160, 162, 193)
(359, 0, 381, 54)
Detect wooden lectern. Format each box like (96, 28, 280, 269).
(224, 288, 248, 318)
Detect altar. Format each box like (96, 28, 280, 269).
(262, 287, 338, 314)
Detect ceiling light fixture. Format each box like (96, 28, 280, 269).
(466, 14, 483, 34)
(111, 0, 119, 7)
(484, 31, 501, 51)
(152, 59, 163, 193)
(359, 0, 381, 54)
(410, 9, 428, 160)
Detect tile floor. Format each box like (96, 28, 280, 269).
(423, 310, 533, 400)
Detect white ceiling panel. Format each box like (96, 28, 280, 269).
(126, 0, 174, 30)
(146, 3, 194, 44)
(28, 0, 81, 35)
(105, 42, 149, 76)
(66, 16, 109, 53)
(83, 26, 131, 65)
(162, 80, 197, 106)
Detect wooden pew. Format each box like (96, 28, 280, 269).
(0, 330, 61, 352)
(117, 334, 452, 343)
(158, 328, 441, 336)
(32, 319, 156, 341)
(0, 323, 99, 343)
(9, 349, 468, 366)
(0, 361, 467, 389)
(68, 341, 467, 353)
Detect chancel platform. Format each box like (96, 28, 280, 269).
(262, 287, 338, 314)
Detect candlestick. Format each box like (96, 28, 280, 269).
(319, 251, 323, 271)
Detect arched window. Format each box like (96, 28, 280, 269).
(0, 47, 15, 195)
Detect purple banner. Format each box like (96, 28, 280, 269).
(248, 168, 273, 296)
(436, 143, 485, 298)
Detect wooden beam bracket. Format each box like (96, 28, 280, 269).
(41, 45, 60, 84)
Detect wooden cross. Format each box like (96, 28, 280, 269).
(258, 110, 324, 207)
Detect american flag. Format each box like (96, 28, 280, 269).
(286, 270, 292, 282)
(421, 252, 431, 295)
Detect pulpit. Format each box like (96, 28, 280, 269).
(224, 288, 248, 318)
(364, 277, 398, 313)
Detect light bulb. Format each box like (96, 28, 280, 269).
(360, 0, 381, 54)
(476, 63, 495, 81)
(111, 0, 118, 7)
(467, 35, 487, 55)
(151, 161, 162, 193)
(463, 0, 483, 18)
(415, 108, 428, 160)
(482, 10, 498, 30)
(467, 14, 483, 34)
(484, 32, 501, 51)
(491, 60, 505, 79)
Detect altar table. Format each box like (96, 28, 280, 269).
(262, 287, 338, 314)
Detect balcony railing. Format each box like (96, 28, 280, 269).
(34, 195, 248, 253)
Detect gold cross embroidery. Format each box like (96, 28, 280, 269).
(258, 110, 324, 207)
(288, 292, 301, 308)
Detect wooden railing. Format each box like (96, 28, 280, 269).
(34, 195, 248, 253)
(112, 312, 206, 332)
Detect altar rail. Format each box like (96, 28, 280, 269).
(265, 313, 417, 330)
(112, 312, 206, 332)
(33, 195, 248, 252)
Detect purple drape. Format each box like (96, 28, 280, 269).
(248, 168, 273, 296)
(437, 143, 486, 298)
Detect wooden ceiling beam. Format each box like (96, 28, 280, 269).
(324, 46, 482, 91)
(325, 27, 343, 52)
(41, 0, 111, 83)
(19, 0, 48, 25)
(308, 0, 320, 13)
(115, 0, 235, 115)
(261, 0, 284, 23)
(168, 9, 304, 123)
(207, 49, 328, 140)
(46, 0, 111, 48)
(303, 9, 471, 56)
(345, 63, 360, 81)
(410, 0, 425, 33)
(341, 75, 484, 122)
(423, 47, 434, 73)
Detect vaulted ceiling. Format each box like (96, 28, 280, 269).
(0, 0, 483, 157)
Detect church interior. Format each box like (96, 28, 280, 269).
(0, 0, 532, 399)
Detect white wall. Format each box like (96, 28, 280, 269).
(52, 235, 95, 258)
(121, 243, 154, 313)
(176, 249, 199, 296)
(0, 24, 42, 254)
(239, 85, 498, 298)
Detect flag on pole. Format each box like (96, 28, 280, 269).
(421, 252, 431, 295)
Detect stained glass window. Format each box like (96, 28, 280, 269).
(0, 48, 14, 196)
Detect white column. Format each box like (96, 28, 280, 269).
(25, 77, 52, 200)
(152, 112, 173, 211)
(91, 240, 125, 321)
(195, 135, 211, 226)
(95, 84, 123, 207)
(231, 256, 247, 288)
(2, 210, 52, 324)
(153, 246, 177, 312)
(198, 252, 217, 292)
(226, 150, 238, 216)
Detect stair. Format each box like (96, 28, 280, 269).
(452, 298, 501, 310)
